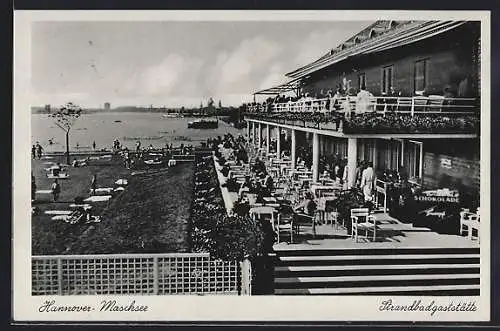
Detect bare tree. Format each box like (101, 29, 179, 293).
(49, 102, 82, 165)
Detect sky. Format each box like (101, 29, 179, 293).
(31, 21, 371, 108)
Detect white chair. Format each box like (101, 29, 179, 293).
(413, 96, 429, 113)
(428, 95, 445, 112)
(293, 211, 319, 238)
(460, 209, 480, 241)
(275, 213, 294, 243)
(351, 208, 377, 242)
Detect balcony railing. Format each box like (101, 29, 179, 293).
(247, 96, 478, 117)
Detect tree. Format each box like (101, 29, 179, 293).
(49, 102, 82, 165)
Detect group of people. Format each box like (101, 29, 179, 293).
(31, 142, 44, 159)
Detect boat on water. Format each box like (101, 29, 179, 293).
(162, 113, 184, 118)
(114, 120, 122, 123)
(187, 119, 218, 129)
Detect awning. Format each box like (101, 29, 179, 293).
(286, 21, 467, 79)
(253, 77, 304, 95)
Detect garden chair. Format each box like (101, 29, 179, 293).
(428, 95, 445, 112)
(351, 208, 377, 242)
(460, 209, 480, 241)
(275, 213, 294, 243)
(396, 97, 412, 113)
(293, 211, 319, 239)
(413, 96, 429, 113)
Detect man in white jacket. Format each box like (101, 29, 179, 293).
(360, 161, 375, 202)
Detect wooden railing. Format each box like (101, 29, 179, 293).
(248, 96, 477, 117)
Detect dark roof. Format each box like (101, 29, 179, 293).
(285, 20, 466, 79)
(254, 77, 304, 95)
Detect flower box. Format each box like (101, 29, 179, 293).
(319, 122, 337, 131)
(305, 121, 319, 129)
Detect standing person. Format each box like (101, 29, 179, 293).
(31, 145, 36, 159)
(36, 142, 43, 159)
(124, 152, 130, 169)
(51, 179, 61, 202)
(136, 140, 141, 153)
(355, 160, 365, 188)
(31, 174, 36, 201)
(360, 161, 375, 202)
(90, 174, 97, 195)
(92, 141, 96, 150)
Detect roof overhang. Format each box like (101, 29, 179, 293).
(286, 20, 467, 80)
(253, 77, 304, 95)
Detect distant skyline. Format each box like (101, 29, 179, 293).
(31, 20, 371, 108)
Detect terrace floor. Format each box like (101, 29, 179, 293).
(273, 212, 479, 251)
(213, 153, 479, 252)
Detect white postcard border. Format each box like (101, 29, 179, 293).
(13, 10, 491, 322)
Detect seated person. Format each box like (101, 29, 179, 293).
(293, 192, 317, 224)
(263, 173, 274, 193)
(252, 157, 266, 174)
(52, 163, 62, 176)
(72, 158, 89, 167)
(238, 175, 253, 198)
(333, 174, 343, 187)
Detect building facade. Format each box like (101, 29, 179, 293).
(245, 20, 481, 206)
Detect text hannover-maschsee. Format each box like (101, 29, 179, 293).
(38, 300, 149, 312)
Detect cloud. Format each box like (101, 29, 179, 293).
(122, 53, 203, 97)
(258, 63, 287, 90)
(289, 29, 355, 71)
(207, 36, 283, 95)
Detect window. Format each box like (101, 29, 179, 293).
(376, 139, 400, 171)
(404, 140, 423, 180)
(414, 59, 427, 93)
(358, 73, 366, 90)
(381, 66, 393, 94)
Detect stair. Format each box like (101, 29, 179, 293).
(273, 247, 480, 295)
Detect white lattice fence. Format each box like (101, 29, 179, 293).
(32, 253, 241, 295)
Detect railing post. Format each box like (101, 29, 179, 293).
(240, 258, 252, 296)
(57, 257, 63, 295)
(153, 256, 159, 295)
(410, 97, 415, 117)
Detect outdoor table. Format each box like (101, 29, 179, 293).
(310, 184, 341, 197)
(249, 206, 277, 229)
(292, 171, 313, 180)
(282, 167, 295, 177)
(229, 170, 247, 179)
(263, 197, 277, 203)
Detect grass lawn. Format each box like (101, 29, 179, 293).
(32, 153, 194, 255)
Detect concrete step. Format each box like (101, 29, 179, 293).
(275, 263, 480, 272)
(274, 247, 480, 257)
(274, 264, 479, 277)
(274, 284, 481, 295)
(276, 254, 480, 267)
(275, 273, 479, 284)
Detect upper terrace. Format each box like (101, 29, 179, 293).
(245, 95, 479, 137)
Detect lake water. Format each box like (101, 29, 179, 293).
(31, 113, 245, 152)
